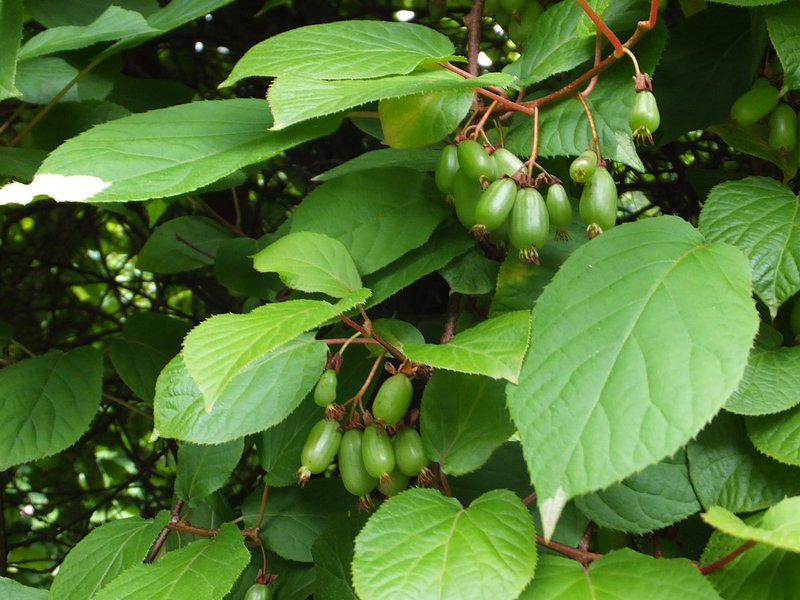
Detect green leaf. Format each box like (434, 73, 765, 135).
(505, 0, 595, 86)
(746, 404, 800, 466)
(311, 512, 369, 600)
(438, 248, 499, 296)
(700, 177, 800, 318)
(421, 371, 514, 476)
(136, 216, 235, 274)
(154, 335, 327, 444)
(574, 453, 701, 534)
(0, 147, 47, 180)
(0, 347, 102, 470)
(363, 220, 474, 307)
(0, 0, 24, 101)
(13, 56, 116, 105)
(703, 496, 800, 553)
(243, 478, 354, 563)
(92, 523, 249, 600)
(707, 124, 798, 181)
(49, 513, 169, 600)
(0, 100, 340, 205)
(221, 20, 459, 85)
(709, 0, 783, 7)
(290, 168, 449, 275)
(18, 6, 157, 61)
(507, 217, 759, 539)
(519, 550, 722, 600)
(403, 310, 532, 383)
(253, 231, 362, 297)
(370, 319, 425, 354)
(379, 89, 472, 148)
(215, 237, 283, 299)
(0, 577, 47, 600)
(145, 0, 234, 32)
(181, 289, 368, 411)
(767, 1, 800, 90)
(726, 345, 800, 415)
(352, 488, 537, 600)
(24, 0, 158, 26)
(256, 396, 320, 487)
(110, 312, 190, 402)
(268, 70, 512, 130)
(313, 148, 440, 182)
(687, 411, 800, 512)
(175, 439, 244, 506)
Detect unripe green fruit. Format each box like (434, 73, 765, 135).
(300, 419, 341, 475)
(313, 368, 337, 407)
(510, 187, 549, 264)
(492, 148, 525, 178)
(452, 170, 483, 229)
(474, 178, 518, 232)
(730, 84, 779, 126)
(435, 145, 459, 194)
(372, 373, 413, 425)
(339, 429, 377, 497)
(569, 150, 598, 183)
(378, 468, 410, 497)
(545, 183, 572, 229)
(244, 583, 272, 600)
(579, 166, 617, 234)
(629, 90, 660, 138)
(768, 103, 798, 153)
(456, 140, 494, 183)
(394, 428, 430, 477)
(362, 424, 395, 480)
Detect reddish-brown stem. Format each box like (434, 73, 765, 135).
(699, 540, 756, 575)
(254, 483, 269, 530)
(440, 294, 461, 343)
(323, 338, 381, 346)
(473, 100, 499, 143)
(576, 0, 624, 57)
(576, 93, 601, 159)
(348, 352, 385, 420)
(525, 106, 540, 182)
(464, 0, 484, 77)
(537, 535, 604, 564)
(145, 500, 185, 563)
(648, 0, 659, 29)
(442, 63, 534, 115)
(439, 469, 452, 496)
(338, 313, 406, 363)
(581, 32, 603, 97)
(521, 491, 537, 506)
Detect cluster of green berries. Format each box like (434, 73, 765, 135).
(730, 78, 798, 154)
(570, 150, 619, 239)
(297, 369, 433, 509)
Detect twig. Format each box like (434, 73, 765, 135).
(537, 535, 603, 565)
(145, 500, 184, 563)
(175, 233, 217, 261)
(464, 0, 485, 77)
(576, 93, 601, 159)
(699, 540, 756, 575)
(338, 313, 407, 364)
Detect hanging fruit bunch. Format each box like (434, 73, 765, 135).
(730, 77, 797, 155)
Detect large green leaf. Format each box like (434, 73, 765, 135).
(313, 148, 440, 182)
(699, 177, 800, 317)
(312, 512, 369, 600)
(574, 453, 701, 534)
(767, 1, 800, 90)
(290, 168, 448, 275)
(687, 411, 800, 512)
(256, 397, 320, 487)
(0, 347, 102, 470)
(0, 0, 24, 101)
(507, 217, 758, 539)
(49, 513, 169, 600)
(242, 478, 354, 563)
(725, 345, 800, 415)
(379, 89, 472, 148)
(175, 439, 244, 506)
(18, 6, 156, 60)
(703, 496, 800, 553)
(268, 70, 512, 130)
(92, 523, 249, 600)
(438, 248, 500, 296)
(221, 20, 459, 85)
(746, 404, 800, 466)
(420, 371, 514, 476)
(0, 100, 339, 205)
(0, 147, 47, 180)
(252, 231, 362, 298)
(520, 550, 722, 600)
(181, 289, 368, 411)
(0, 577, 47, 600)
(154, 335, 326, 444)
(352, 488, 537, 600)
(24, 0, 158, 26)
(403, 310, 531, 383)
(136, 216, 235, 274)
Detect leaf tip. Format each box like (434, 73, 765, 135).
(538, 488, 567, 542)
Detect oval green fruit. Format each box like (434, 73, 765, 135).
(579, 166, 617, 234)
(339, 429, 377, 497)
(545, 183, 572, 229)
(313, 368, 337, 407)
(629, 90, 660, 138)
(244, 583, 272, 600)
(300, 419, 341, 475)
(452, 170, 483, 229)
(768, 103, 798, 153)
(509, 187, 549, 264)
(361, 424, 395, 480)
(730, 84, 779, 126)
(569, 150, 597, 183)
(492, 147, 525, 178)
(474, 178, 517, 232)
(435, 145, 459, 194)
(394, 428, 429, 477)
(457, 140, 494, 183)
(372, 373, 413, 425)
(378, 468, 410, 497)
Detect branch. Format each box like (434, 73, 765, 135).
(536, 535, 604, 564)
(145, 500, 184, 563)
(699, 540, 756, 575)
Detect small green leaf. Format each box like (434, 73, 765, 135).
(181, 289, 368, 411)
(313, 148, 440, 182)
(155, 336, 326, 444)
(766, 1, 800, 90)
(175, 439, 244, 506)
(221, 20, 458, 85)
(699, 176, 800, 317)
(687, 411, 800, 512)
(49, 513, 169, 600)
(214, 237, 283, 299)
(0, 0, 24, 101)
(421, 371, 514, 475)
(290, 168, 448, 275)
(726, 345, 800, 415)
(92, 523, 249, 600)
(370, 318, 425, 354)
(256, 397, 320, 487)
(253, 231, 362, 298)
(379, 89, 472, 148)
(703, 496, 800, 553)
(403, 310, 531, 383)
(352, 488, 537, 600)
(0, 576, 48, 599)
(520, 550, 722, 600)
(0, 147, 47, 180)
(136, 216, 234, 274)
(439, 248, 499, 296)
(746, 404, 800, 466)
(507, 217, 758, 538)
(24, 0, 158, 27)
(0, 347, 102, 470)
(311, 512, 370, 600)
